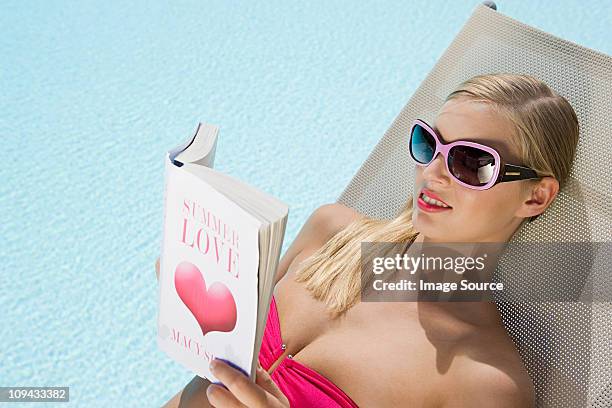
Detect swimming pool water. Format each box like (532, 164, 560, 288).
(1, 0, 610, 406)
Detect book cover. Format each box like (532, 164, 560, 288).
(157, 153, 262, 382)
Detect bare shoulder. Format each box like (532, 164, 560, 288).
(273, 203, 364, 285)
(443, 349, 535, 408)
(308, 203, 364, 241)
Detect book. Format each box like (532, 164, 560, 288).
(157, 123, 289, 382)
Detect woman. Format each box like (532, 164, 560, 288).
(156, 73, 579, 407)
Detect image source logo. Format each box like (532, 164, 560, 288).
(360, 241, 611, 303)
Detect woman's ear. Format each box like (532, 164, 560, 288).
(515, 177, 559, 219)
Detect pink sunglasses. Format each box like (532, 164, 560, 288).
(409, 119, 541, 190)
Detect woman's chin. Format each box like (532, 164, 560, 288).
(413, 215, 442, 239)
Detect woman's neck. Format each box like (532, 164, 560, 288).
(408, 232, 506, 329)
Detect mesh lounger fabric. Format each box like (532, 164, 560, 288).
(336, 4, 611, 407)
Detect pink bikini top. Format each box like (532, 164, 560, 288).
(258, 295, 360, 408)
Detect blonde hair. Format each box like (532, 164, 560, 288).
(294, 73, 580, 317)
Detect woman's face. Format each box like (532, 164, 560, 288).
(412, 98, 540, 243)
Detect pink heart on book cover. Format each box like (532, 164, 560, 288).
(174, 261, 237, 336)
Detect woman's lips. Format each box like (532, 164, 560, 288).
(421, 188, 451, 206)
(417, 188, 452, 213)
(417, 195, 452, 212)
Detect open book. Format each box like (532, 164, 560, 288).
(157, 123, 289, 382)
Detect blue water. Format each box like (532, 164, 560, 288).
(1, 0, 610, 406)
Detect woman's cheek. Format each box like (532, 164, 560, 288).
(467, 191, 512, 228)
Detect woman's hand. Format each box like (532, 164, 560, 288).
(206, 359, 290, 408)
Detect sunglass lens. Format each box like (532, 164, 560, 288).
(410, 123, 436, 164)
(448, 146, 497, 186)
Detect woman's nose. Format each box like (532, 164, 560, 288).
(422, 153, 451, 186)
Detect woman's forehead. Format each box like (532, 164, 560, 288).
(434, 100, 522, 162)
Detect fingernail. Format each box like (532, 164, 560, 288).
(209, 359, 217, 373)
(214, 358, 249, 377)
(211, 381, 228, 390)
